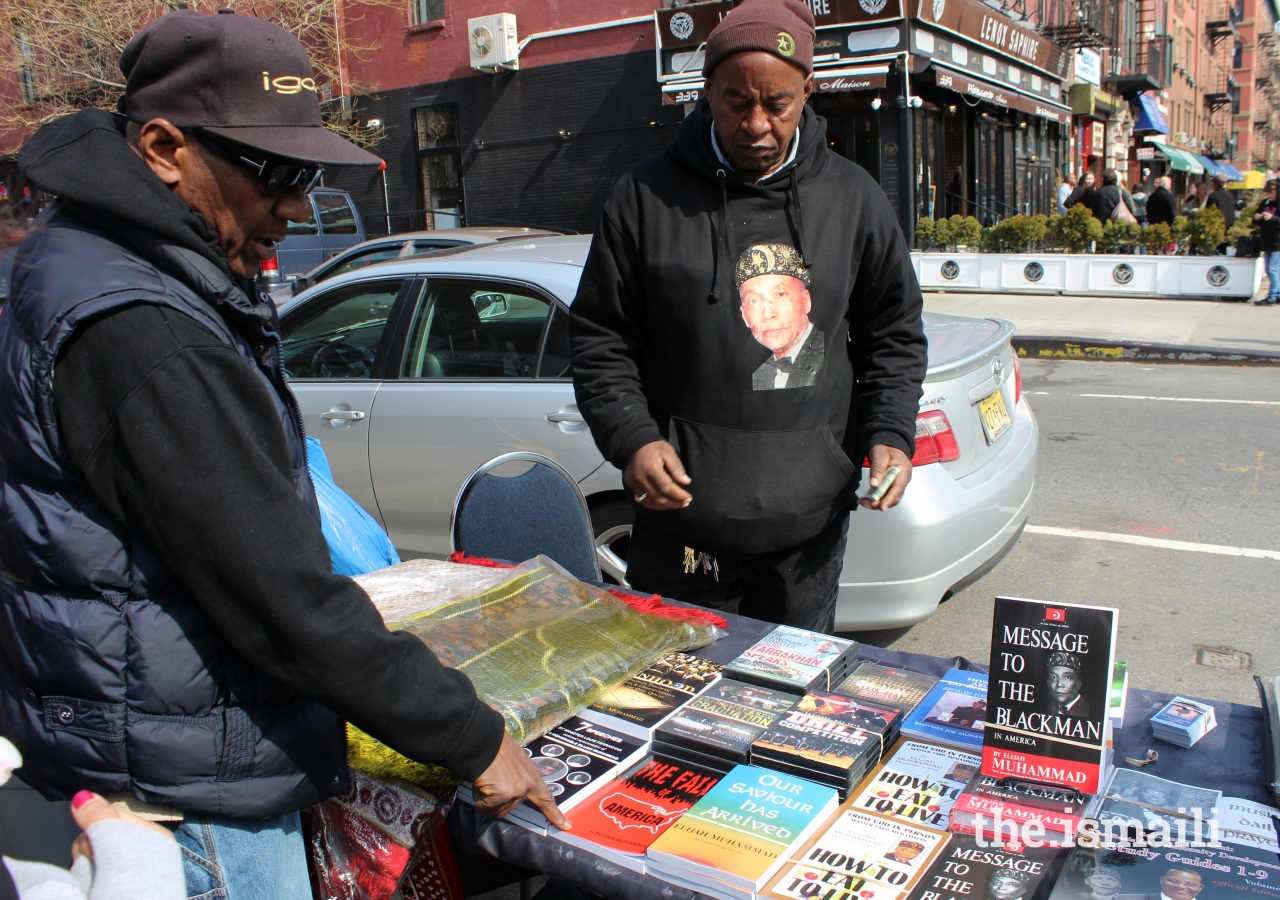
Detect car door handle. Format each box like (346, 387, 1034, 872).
(322, 409, 367, 421)
(546, 412, 584, 424)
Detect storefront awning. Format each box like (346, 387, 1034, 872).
(1146, 136, 1205, 174)
(1133, 92, 1170, 134)
(1196, 154, 1234, 178)
(1218, 161, 1244, 180)
(661, 65, 889, 105)
(931, 65, 1071, 123)
(1230, 170, 1266, 189)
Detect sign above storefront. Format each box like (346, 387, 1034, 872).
(932, 64, 1071, 122)
(913, 27, 1062, 106)
(656, 0, 904, 50)
(1073, 48, 1101, 86)
(660, 65, 889, 105)
(914, 0, 1067, 80)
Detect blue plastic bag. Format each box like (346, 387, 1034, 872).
(306, 436, 401, 576)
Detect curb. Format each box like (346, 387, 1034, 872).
(1013, 336, 1280, 366)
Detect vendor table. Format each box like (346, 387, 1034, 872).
(448, 604, 1272, 900)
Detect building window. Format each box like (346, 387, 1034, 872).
(15, 31, 36, 105)
(415, 105, 464, 230)
(1234, 41, 1243, 70)
(410, 0, 445, 26)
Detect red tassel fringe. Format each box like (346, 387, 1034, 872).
(447, 552, 729, 630)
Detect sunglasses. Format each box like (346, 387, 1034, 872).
(197, 130, 325, 195)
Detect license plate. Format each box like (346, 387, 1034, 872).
(978, 389, 1012, 444)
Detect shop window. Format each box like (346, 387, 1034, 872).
(414, 105, 464, 230)
(411, 0, 445, 26)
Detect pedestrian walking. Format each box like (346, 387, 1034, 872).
(570, 0, 927, 632)
(1, 10, 564, 899)
(1183, 181, 1206, 215)
(1063, 171, 1095, 212)
(1089, 170, 1135, 222)
(1145, 176, 1178, 226)
(1254, 179, 1280, 305)
(1057, 172, 1076, 216)
(1207, 174, 1236, 228)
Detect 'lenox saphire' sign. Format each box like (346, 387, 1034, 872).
(915, 0, 1066, 79)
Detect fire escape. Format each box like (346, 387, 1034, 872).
(1204, 3, 1238, 156)
(1040, 0, 1114, 48)
(1102, 0, 1173, 94)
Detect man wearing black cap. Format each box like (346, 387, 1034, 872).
(571, 0, 927, 631)
(0, 10, 563, 897)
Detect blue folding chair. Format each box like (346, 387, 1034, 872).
(450, 452, 601, 582)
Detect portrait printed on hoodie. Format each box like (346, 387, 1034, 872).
(735, 244, 825, 391)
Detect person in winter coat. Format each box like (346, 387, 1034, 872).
(1145, 176, 1178, 226)
(0, 11, 563, 899)
(570, 0, 927, 632)
(1207, 174, 1236, 228)
(1063, 171, 1095, 212)
(1254, 179, 1280, 305)
(1088, 169, 1133, 221)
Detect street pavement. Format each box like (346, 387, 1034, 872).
(845, 358, 1280, 706)
(925, 291, 1280, 353)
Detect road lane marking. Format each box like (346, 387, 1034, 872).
(1079, 393, 1280, 405)
(1024, 525, 1280, 560)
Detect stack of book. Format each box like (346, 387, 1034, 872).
(948, 772, 1095, 847)
(479, 717, 646, 835)
(578, 652, 723, 740)
(751, 690, 902, 799)
(848, 740, 981, 830)
(899, 669, 989, 751)
(646, 765, 840, 900)
(763, 806, 951, 900)
(725, 627, 858, 696)
(1150, 695, 1217, 747)
(652, 679, 797, 773)
(833, 663, 939, 714)
(556, 756, 722, 873)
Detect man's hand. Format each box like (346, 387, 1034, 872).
(624, 441, 692, 510)
(471, 732, 571, 831)
(857, 444, 912, 511)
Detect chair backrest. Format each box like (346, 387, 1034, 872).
(450, 452, 600, 581)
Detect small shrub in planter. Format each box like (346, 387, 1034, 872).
(1139, 223, 1172, 255)
(1189, 205, 1226, 254)
(1171, 215, 1191, 253)
(1053, 205, 1103, 253)
(915, 216, 937, 250)
(1228, 204, 1258, 255)
(1099, 220, 1140, 253)
(988, 215, 1048, 252)
(947, 215, 982, 249)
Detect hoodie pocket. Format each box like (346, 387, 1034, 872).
(663, 416, 856, 554)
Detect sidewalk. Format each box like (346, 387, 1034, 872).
(924, 291, 1280, 361)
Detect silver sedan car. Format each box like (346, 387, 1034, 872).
(279, 236, 1037, 631)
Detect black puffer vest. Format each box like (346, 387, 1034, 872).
(0, 203, 347, 817)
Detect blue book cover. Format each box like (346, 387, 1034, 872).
(900, 668, 989, 750)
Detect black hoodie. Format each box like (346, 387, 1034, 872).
(570, 100, 927, 555)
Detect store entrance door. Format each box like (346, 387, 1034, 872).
(817, 102, 879, 180)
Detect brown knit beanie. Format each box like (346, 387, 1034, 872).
(702, 0, 816, 78)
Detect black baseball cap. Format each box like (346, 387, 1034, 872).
(119, 8, 380, 167)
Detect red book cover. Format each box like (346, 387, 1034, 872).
(559, 756, 721, 855)
(950, 791, 1082, 833)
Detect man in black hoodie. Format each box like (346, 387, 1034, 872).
(3, 10, 562, 898)
(571, 0, 927, 632)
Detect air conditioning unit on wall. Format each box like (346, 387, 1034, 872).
(468, 14, 519, 72)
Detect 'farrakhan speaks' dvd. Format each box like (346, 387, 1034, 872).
(982, 596, 1119, 794)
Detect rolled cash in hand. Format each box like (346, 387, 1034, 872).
(866, 465, 901, 504)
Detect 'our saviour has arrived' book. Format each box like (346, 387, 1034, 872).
(646, 765, 840, 899)
(849, 742, 981, 830)
(982, 596, 1119, 794)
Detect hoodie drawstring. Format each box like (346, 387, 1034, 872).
(789, 165, 812, 270)
(708, 168, 729, 304)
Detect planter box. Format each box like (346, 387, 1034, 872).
(911, 252, 1262, 299)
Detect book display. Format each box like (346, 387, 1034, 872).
(849, 741, 980, 829)
(1047, 842, 1280, 900)
(653, 679, 798, 771)
(834, 664, 939, 713)
(900, 669, 989, 750)
(982, 596, 1119, 793)
(1093, 767, 1221, 844)
(580, 652, 724, 740)
(725, 627, 858, 695)
(1150, 695, 1217, 747)
(907, 835, 1067, 900)
(948, 772, 1095, 846)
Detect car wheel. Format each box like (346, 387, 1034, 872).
(589, 495, 634, 587)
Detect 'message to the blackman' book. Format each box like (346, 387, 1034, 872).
(849, 741, 980, 830)
(982, 597, 1119, 794)
(906, 835, 1067, 900)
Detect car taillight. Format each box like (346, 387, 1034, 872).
(260, 255, 279, 273)
(1012, 353, 1022, 405)
(913, 410, 961, 465)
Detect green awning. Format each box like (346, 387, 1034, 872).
(1145, 137, 1204, 174)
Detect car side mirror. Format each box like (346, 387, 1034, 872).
(473, 293, 509, 319)
(291, 279, 304, 297)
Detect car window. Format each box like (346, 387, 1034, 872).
(538, 305, 571, 378)
(287, 202, 318, 236)
(411, 240, 466, 252)
(314, 194, 359, 235)
(401, 279, 551, 379)
(280, 279, 403, 379)
(322, 244, 406, 280)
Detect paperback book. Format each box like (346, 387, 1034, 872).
(768, 807, 950, 899)
(900, 669, 989, 751)
(579, 652, 723, 739)
(849, 741, 981, 830)
(834, 664, 939, 714)
(1093, 768, 1221, 844)
(906, 835, 1067, 900)
(654, 679, 797, 768)
(982, 596, 1119, 794)
(948, 772, 1094, 847)
(557, 756, 722, 872)
(1217, 796, 1280, 852)
(1150, 695, 1217, 748)
(725, 627, 858, 695)
(646, 765, 840, 900)
(1047, 843, 1280, 900)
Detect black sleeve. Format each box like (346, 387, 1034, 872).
(570, 182, 664, 471)
(53, 303, 505, 781)
(846, 189, 929, 459)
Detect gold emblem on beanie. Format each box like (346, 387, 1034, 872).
(776, 31, 796, 56)
(735, 243, 810, 288)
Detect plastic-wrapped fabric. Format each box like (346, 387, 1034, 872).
(307, 768, 461, 900)
(355, 559, 513, 622)
(383, 555, 725, 746)
(307, 436, 400, 576)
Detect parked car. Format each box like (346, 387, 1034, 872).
(280, 236, 1038, 631)
(285, 227, 563, 297)
(275, 188, 367, 280)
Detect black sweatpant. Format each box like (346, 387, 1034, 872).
(626, 512, 851, 633)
